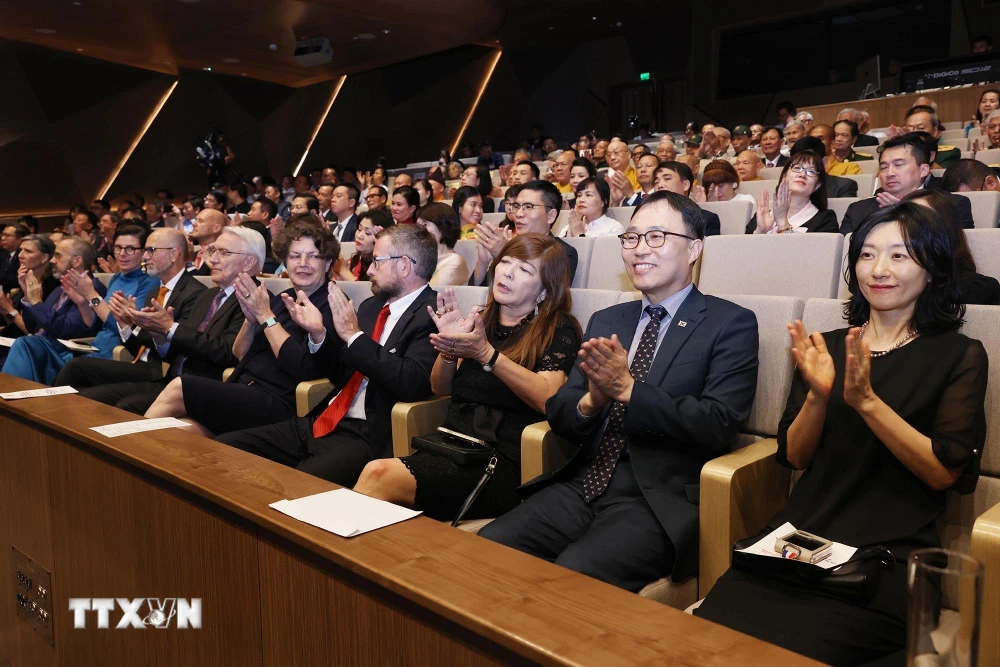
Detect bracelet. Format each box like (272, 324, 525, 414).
(440, 353, 457, 363)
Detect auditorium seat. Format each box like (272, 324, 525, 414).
(838, 233, 851, 299)
(942, 121, 966, 131)
(829, 197, 860, 225)
(843, 174, 876, 197)
(481, 212, 507, 225)
(700, 200, 755, 235)
(955, 191, 1000, 228)
(340, 242, 355, 259)
(584, 237, 632, 290)
(561, 237, 595, 289)
(940, 129, 970, 141)
(699, 234, 845, 299)
(94, 273, 114, 287)
(759, 167, 783, 180)
(734, 180, 771, 202)
(193, 276, 214, 287)
(854, 160, 879, 175)
(965, 229, 1000, 280)
(453, 240, 480, 279)
(974, 148, 1000, 166)
(696, 298, 1000, 665)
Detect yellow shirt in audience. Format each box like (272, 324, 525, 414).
(624, 165, 641, 191)
(826, 159, 862, 176)
(556, 182, 574, 195)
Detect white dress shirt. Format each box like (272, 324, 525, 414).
(557, 213, 625, 238)
(119, 270, 185, 361)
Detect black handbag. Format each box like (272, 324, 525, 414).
(731, 535, 895, 605)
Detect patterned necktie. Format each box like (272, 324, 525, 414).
(312, 304, 391, 438)
(582, 305, 667, 502)
(168, 290, 226, 378)
(132, 285, 169, 364)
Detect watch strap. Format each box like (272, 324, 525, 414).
(482, 347, 501, 371)
(263, 316, 278, 329)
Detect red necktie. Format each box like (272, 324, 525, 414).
(312, 304, 391, 438)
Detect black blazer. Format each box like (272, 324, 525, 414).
(532, 288, 760, 581)
(855, 134, 879, 147)
(122, 271, 206, 375)
(0, 250, 19, 292)
(308, 286, 438, 455)
(228, 284, 334, 405)
(840, 191, 975, 234)
(827, 174, 859, 199)
(745, 208, 838, 234)
(163, 287, 246, 379)
(702, 210, 721, 236)
(340, 213, 360, 243)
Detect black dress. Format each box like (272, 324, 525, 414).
(744, 208, 839, 234)
(695, 329, 987, 666)
(401, 314, 580, 521)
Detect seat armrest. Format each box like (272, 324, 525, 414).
(296, 379, 333, 417)
(972, 499, 1000, 666)
(390, 397, 451, 458)
(520, 422, 576, 485)
(222, 367, 234, 382)
(698, 439, 790, 598)
(113, 345, 133, 363)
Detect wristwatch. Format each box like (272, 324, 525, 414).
(262, 316, 278, 329)
(89, 296, 103, 308)
(482, 347, 501, 373)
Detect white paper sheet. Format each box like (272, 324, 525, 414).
(270, 488, 422, 538)
(90, 417, 192, 438)
(58, 339, 98, 353)
(0, 336, 17, 347)
(0, 386, 78, 400)
(737, 521, 857, 569)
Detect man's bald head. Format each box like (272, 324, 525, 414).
(734, 151, 762, 181)
(606, 138, 631, 170)
(190, 208, 227, 244)
(676, 154, 701, 174)
(148, 227, 187, 248)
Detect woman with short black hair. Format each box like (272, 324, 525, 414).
(417, 202, 468, 286)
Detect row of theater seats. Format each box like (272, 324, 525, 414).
(88, 274, 1000, 651)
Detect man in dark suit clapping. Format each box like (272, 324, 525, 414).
(480, 191, 760, 591)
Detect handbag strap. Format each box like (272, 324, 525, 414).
(451, 455, 498, 527)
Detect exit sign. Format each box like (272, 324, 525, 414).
(639, 72, 651, 81)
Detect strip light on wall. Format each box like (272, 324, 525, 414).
(97, 80, 179, 201)
(450, 49, 502, 159)
(294, 75, 347, 177)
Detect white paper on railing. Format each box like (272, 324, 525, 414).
(0, 386, 78, 400)
(90, 417, 192, 438)
(270, 488, 422, 538)
(736, 521, 857, 569)
(0, 336, 17, 347)
(58, 339, 98, 353)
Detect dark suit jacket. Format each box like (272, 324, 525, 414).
(840, 191, 975, 234)
(22, 277, 108, 340)
(122, 271, 206, 376)
(827, 174, 859, 199)
(762, 155, 789, 168)
(745, 209, 838, 234)
(339, 213, 359, 243)
(228, 284, 334, 405)
(0, 250, 19, 292)
(308, 286, 438, 455)
(854, 134, 879, 147)
(530, 288, 759, 581)
(702, 210, 721, 236)
(162, 287, 246, 379)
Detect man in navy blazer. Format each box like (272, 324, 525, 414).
(481, 191, 759, 591)
(651, 161, 721, 235)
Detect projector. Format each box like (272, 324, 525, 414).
(294, 37, 332, 66)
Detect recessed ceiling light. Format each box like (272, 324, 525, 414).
(269, 43, 278, 51)
(76, 48, 83, 52)
(203, 67, 212, 71)
(73, 1, 82, 5)
(223, 57, 240, 63)
(591, 16, 597, 20)
(35, 28, 57, 34)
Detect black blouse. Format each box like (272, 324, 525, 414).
(745, 208, 839, 234)
(771, 329, 987, 556)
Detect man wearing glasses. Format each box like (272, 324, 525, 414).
(365, 185, 388, 212)
(468, 180, 578, 287)
(52, 228, 209, 412)
(482, 191, 759, 593)
(2, 226, 159, 384)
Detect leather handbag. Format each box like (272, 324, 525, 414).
(731, 536, 895, 605)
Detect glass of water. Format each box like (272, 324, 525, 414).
(907, 548, 983, 667)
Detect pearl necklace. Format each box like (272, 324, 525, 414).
(859, 321, 918, 358)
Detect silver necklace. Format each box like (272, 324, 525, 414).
(859, 321, 917, 358)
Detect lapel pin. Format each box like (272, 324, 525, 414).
(677, 321, 687, 327)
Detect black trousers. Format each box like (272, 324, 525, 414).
(53, 356, 165, 414)
(216, 417, 379, 488)
(479, 461, 674, 592)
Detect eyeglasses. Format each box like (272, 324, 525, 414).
(508, 203, 553, 213)
(114, 245, 142, 256)
(790, 165, 820, 178)
(205, 245, 252, 259)
(287, 252, 324, 262)
(371, 255, 414, 268)
(619, 230, 694, 249)
(143, 246, 180, 254)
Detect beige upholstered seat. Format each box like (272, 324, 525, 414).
(965, 229, 1000, 280)
(828, 197, 860, 226)
(700, 200, 755, 235)
(956, 191, 1000, 228)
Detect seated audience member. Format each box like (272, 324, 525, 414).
(144, 224, 335, 436)
(795, 111, 815, 133)
(942, 157, 1000, 192)
(565, 158, 597, 208)
(701, 160, 756, 209)
(240, 220, 280, 275)
(95, 212, 120, 262)
(592, 139, 609, 169)
(461, 165, 497, 213)
(393, 173, 414, 189)
(675, 153, 701, 176)
(1, 237, 110, 383)
(316, 184, 335, 225)
(836, 108, 878, 147)
(290, 193, 320, 218)
(417, 203, 469, 286)
(72, 210, 98, 243)
(546, 151, 576, 196)
(321, 166, 339, 186)
(18, 216, 39, 235)
(783, 120, 806, 146)
(617, 153, 659, 206)
(328, 184, 361, 242)
(831, 120, 874, 166)
(747, 150, 838, 234)
(683, 134, 701, 156)
(858, 110, 884, 142)
(188, 208, 228, 276)
(501, 184, 522, 228)
(905, 190, 1000, 305)
(811, 124, 862, 176)
(714, 127, 733, 157)
(789, 136, 858, 199)
(335, 208, 394, 282)
(557, 177, 624, 238)
(606, 139, 641, 191)
(246, 197, 278, 241)
(453, 186, 485, 240)
(52, 229, 209, 411)
(447, 161, 465, 181)
(684, 121, 702, 140)
(731, 125, 752, 155)
(477, 140, 504, 170)
(841, 133, 974, 234)
(966, 88, 1000, 137)
(655, 138, 677, 163)
(749, 124, 764, 148)
(215, 225, 438, 486)
(630, 143, 650, 164)
(973, 109, 1000, 151)
(0, 235, 58, 345)
(696, 202, 987, 666)
(652, 161, 721, 236)
(412, 181, 431, 209)
(973, 33, 993, 53)
(734, 151, 763, 182)
(480, 191, 759, 591)
(390, 186, 420, 225)
(427, 170, 447, 202)
(355, 235, 581, 520)
(0, 224, 28, 291)
(470, 181, 578, 287)
(264, 184, 291, 223)
(226, 184, 251, 216)
(146, 199, 168, 228)
(508, 161, 540, 188)
(901, 105, 961, 169)
(760, 127, 788, 168)
(204, 189, 227, 212)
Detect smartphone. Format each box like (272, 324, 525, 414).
(437, 427, 488, 448)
